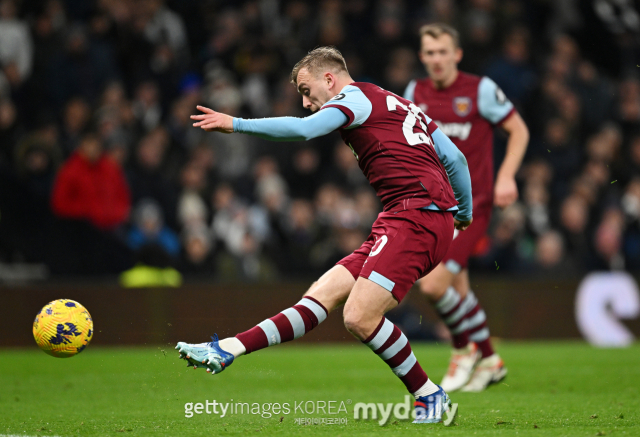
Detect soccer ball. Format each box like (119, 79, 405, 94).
(33, 299, 94, 358)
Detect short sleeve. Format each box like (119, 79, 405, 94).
(477, 77, 515, 125)
(403, 79, 417, 102)
(321, 85, 373, 129)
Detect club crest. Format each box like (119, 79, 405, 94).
(453, 97, 472, 117)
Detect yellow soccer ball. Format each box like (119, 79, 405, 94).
(33, 299, 94, 358)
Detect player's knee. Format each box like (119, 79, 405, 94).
(343, 306, 367, 339)
(419, 279, 445, 299)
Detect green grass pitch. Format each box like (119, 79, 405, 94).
(0, 342, 638, 436)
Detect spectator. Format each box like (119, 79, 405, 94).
(14, 129, 62, 199)
(177, 160, 209, 230)
(127, 127, 178, 229)
(287, 147, 321, 200)
(0, 98, 20, 162)
(132, 81, 162, 132)
(536, 230, 565, 269)
(0, 0, 33, 91)
(323, 140, 369, 193)
(523, 182, 551, 236)
(622, 178, 640, 269)
(60, 97, 91, 155)
(181, 224, 215, 277)
(484, 26, 536, 106)
(127, 198, 180, 258)
(1, 0, 639, 278)
(142, 0, 189, 72)
(51, 134, 130, 230)
(593, 208, 625, 270)
(49, 24, 117, 106)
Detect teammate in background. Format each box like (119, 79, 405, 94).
(405, 23, 529, 392)
(178, 46, 473, 424)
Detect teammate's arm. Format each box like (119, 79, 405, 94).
(477, 77, 529, 208)
(431, 128, 473, 229)
(191, 105, 347, 141)
(494, 112, 529, 208)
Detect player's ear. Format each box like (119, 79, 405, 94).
(455, 47, 463, 63)
(324, 72, 335, 89)
(418, 49, 426, 65)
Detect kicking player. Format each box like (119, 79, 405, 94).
(404, 23, 529, 392)
(178, 46, 473, 424)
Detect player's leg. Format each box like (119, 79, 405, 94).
(176, 265, 355, 373)
(346, 209, 456, 424)
(344, 277, 436, 396)
(419, 264, 480, 392)
(419, 209, 503, 392)
(424, 267, 506, 392)
(455, 270, 507, 392)
(419, 263, 471, 349)
(343, 277, 453, 423)
(232, 264, 354, 355)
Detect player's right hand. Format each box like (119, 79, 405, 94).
(191, 105, 234, 133)
(454, 217, 472, 231)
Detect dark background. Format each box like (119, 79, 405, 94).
(1, 0, 639, 281)
(1, 0, 640, 343)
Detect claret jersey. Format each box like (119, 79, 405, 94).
(321, 82, 458, 213)
(404, 72, 515, 209)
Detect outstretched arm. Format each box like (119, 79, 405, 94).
(431, 128, 473, 228)
(191, 105, 348, 141)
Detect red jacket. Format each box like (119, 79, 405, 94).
(51, 152, 131, 229)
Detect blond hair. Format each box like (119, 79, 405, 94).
(419, 23, 460, 48)
(290, 46, 349, 85)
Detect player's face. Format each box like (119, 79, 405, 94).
(419, 34, 462, 84)
(296, 68, 333, 112)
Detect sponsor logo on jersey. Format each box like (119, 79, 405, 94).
(453, 97, 472, 117)
(435, 121, 472, 141)
(369, 235, 388, 256)
(332, 93, 346, 101)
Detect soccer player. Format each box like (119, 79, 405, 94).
(178, 46, 473, 424)
(404, 24, 529, 392)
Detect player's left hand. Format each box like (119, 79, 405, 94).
(494, 175, 518, 208)
(454, 217, 472, 231)
(191, 105, 234, 133)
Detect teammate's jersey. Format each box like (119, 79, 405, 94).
(404, 72, 515, 209)
(321, 82, 457, 213)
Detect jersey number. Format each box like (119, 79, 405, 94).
(386, 96, 433, 147)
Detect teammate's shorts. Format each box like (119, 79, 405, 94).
(337, 208, 454, 303)
(441, 205, 492, 273)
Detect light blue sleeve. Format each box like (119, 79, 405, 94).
(320, 84, 373, 128)
(477, 77, 514, 124)
(403, 80, 417, 102)
(233, 107, 347, 141)
(431, 128, 473, 222)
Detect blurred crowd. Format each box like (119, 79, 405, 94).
(0, 0, 639, 281)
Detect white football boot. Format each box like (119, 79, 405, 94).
(440, 343, 481, 392)
(460, 354, 507, 392)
